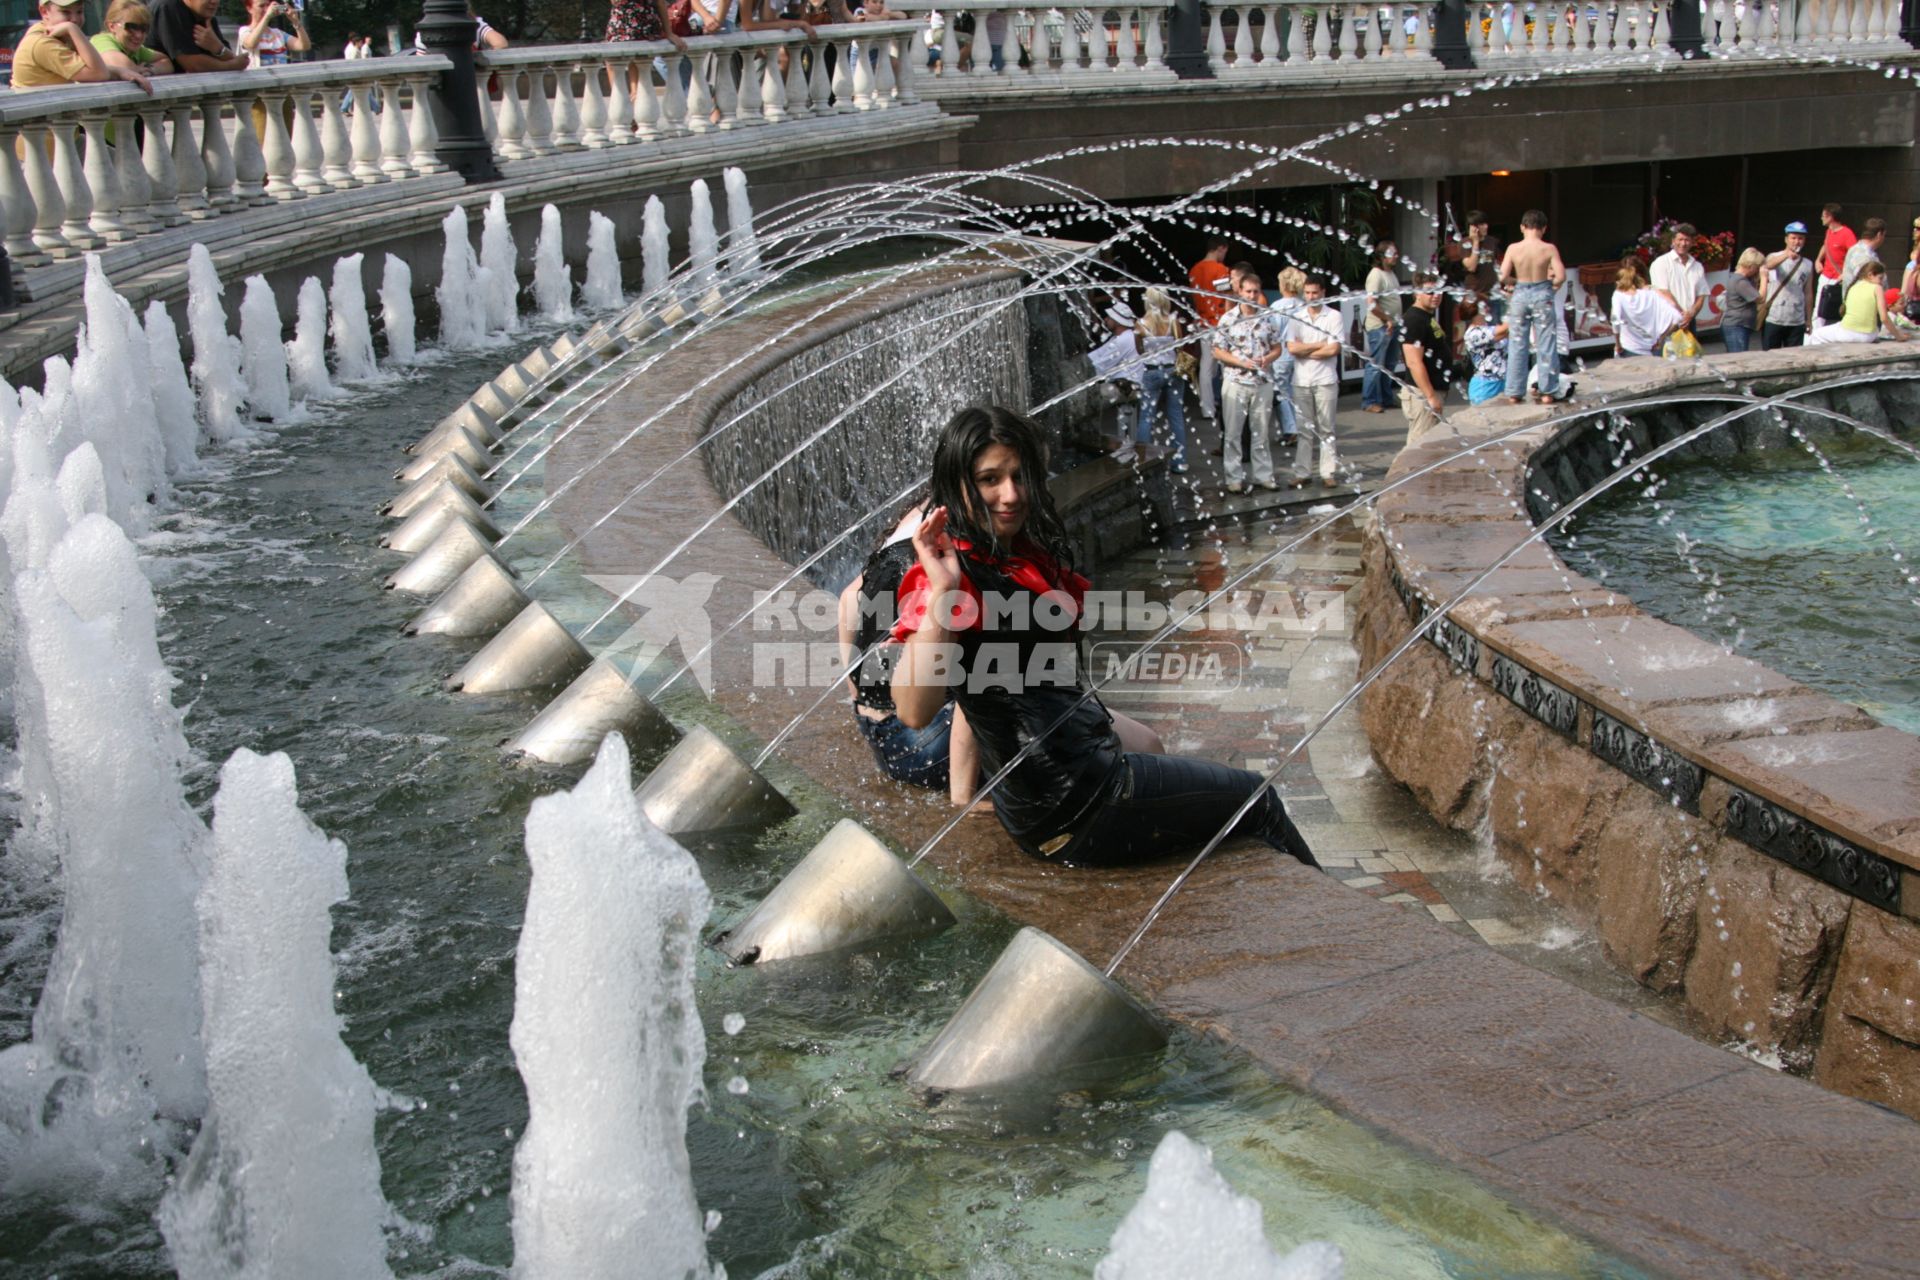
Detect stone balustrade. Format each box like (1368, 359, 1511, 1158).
(0, 56, 453, 270)
(472, 22, 926, 163)
(893, 0, 1180, 83)
(1464, 0, 1907, 62)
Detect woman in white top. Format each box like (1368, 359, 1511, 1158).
(1132, 287, 1190, 473)
(1610, 259, 1681, 358)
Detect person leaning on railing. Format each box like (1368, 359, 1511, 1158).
(91, 0, 174, 77)
(148, 0, 249, 71)
(10, 0, 154, 90)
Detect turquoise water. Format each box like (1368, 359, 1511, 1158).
(2, 323, 1639, 1277)
(1555, 446, 1920, 734)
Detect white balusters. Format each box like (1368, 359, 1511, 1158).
(899, 30, 923, 99)
(348, 84, 386, 182)
(79, 114, 129, 242)
(524, 68, 557, 153)
(580, 63, 611, 145)
(139, 107, 179, 226)
(1065, 8, 1087, 69)
(1229, 4, 1254, 64)
(0, 128, 50, 265)
(713, 47, 741, 125)
(170, 104, 212, 218)
(260, 93, 299, 198)
(852, 39, 877, 106)
(407, 76, 446, 173)
(874, 38, 897, 102)
(687, 55, 717, 131)
(784, 45, 811, 118)
(21, 129, 72, 257)
(286, 91, 328, 193)
(553, 61, 584, 146)
(229, 95, 270, 203)
(494, 70, 530, 157)
(1310, 4, 1332, 56)
(1287, 3, 1309, 57)
(378, 81, 416, 177)
(1144, 7, 1168, 66)
(51, 121, 100, 248)
(635, 60, 665, 137)
(318, 91, 356, 189)
(762, 47, 789, 119)
(735, 47, 765, 123)
(111, 113, 155, 234)
(609, 59, 640, 140)
(1206, 3, 1228, 66)
(200, 102, 238, 208)
(833, 38, 858, 104)
(1118, 6, 1140, 66)
(664, 54, 694, 132)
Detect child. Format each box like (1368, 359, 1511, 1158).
(1497, 210, 1568, 405)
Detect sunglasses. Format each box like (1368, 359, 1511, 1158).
(121, 20, 148, 29)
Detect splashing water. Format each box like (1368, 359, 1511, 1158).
(379, 254, 417, 366)
(723, 166, 761, 278)
(288, 277, 338, 403)
(582, 211, 622, 311)
(687, 179, 720, 297)
(329, 253, 379, 383)
(73, 256, 166, 532)
(437, 206, 487, 351)
(641, 195, 670, 300)
(144, 301, 201, 477)
(186, 244, 247, 444)
(481, 192, 520, 334)
(532, 204, 574, 324)
(239, 275, 292, 424)
(1095, 1132, 1343, 1280)
(509, 733, 718, 1280)
(158, 749, 392, 1280)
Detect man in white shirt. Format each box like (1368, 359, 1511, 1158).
(1650, 223, 1707, 333)
(1211, 273, 1286, 493)
(1285, 277, 1343, 485)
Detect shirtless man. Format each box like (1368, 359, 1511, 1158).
(1497, 209, 1567, 404)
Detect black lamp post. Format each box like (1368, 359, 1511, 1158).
(1902, 0, 1920, 46)
(1667, 0, 1707, 57)
(1167, 0, 1213, 78)
(1431, 0, 1474, 69)
(416, 0, 500, 182)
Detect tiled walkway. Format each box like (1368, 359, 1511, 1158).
(1092, 390, 1686, 1025)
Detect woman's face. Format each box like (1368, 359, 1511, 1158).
(111, 14, 149, 47)
(970, 442, 1027, 541)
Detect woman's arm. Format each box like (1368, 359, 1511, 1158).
(891, 507, 960, 730)
(837, 573, 864, 698)
(287, 8, 310, 52)
(239, 5, 273, 52)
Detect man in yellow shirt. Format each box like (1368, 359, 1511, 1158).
(11, 0, 153, 89)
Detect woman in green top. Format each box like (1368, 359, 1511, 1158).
(1810, 259, 1903, 346)
(92, 0, 175, 74)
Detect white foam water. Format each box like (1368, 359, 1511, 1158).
(329, 253, 380, 383)
(687, 179, 720, 297)
(509, 734, 718, 1280)
(185, 244, 248, 444)
(379, 253, 417, 365)
(531, 203, 574, 323)
(722, 166, 761, 278)
(238, 275, 292, 424)
(158, 749, 392, 1280)
(73, 256, 167, 532)
(480, 192, 520, 333)
(582, 210, 622, 310)
(287, 277, 340, 402)
(437, 206, 487, 351)
(143, 301, 202, 477)
(641, 195, 670, 300)
(1095, 1132, 1343, 1280)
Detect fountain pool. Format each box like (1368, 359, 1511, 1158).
(0, 304, 1641, 1276)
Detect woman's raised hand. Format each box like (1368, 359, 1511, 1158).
(911, 505, 961, 596)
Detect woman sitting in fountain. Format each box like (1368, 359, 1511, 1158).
(888, 406, 1316, 868)
(839, 501, 979, 806)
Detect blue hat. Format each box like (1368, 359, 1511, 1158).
(1784, 220, 1809, 234)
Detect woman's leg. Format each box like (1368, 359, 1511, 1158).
(1112, 710, 1164, 756)
(1062, 752, 1315, 867)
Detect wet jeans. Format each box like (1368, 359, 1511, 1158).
(1504, 281, 1560, 400)
(856, 703, 952, 789)
(1037, 751, 1316, 868)
(1362, 325, 1400, 407)
(1137, 364, 1189, 465)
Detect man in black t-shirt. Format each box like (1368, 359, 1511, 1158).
(149, 0, 248, 71)
(1396, 277, 1453, 446)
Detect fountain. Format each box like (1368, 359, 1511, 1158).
(722, 165, 762, 279)
(186, 244, 248, 443)
(157, 750, 392, 1280)
(380, 254, 417, 366)
(239, 275, 292, 424)
(509, 733, 717, 1280)
(72, 256, 166, 533)
(144, 300, 201, 477)
(437, 205, 487, 351)
(480, 192, 520, 334)
(641, 194, 670, 300)
(582, 211, 622, 310)
(531, 204, 574, 323)
(288, 276, 339, 402)
(687, 179, 720, 297)
(330, 253, 380, 383)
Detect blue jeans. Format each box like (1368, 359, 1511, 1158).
(1137, 365, 1188, 464)
(1722, 323, 1754, 353)
(1505, 281, 1560, 400)
(856, 703, 952, 790)
(1046, 751, 1316, 868)
(1362, 324, 1399, 407)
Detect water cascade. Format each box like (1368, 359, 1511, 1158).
(287, 277, 338, 403)
(480, 192, 520, 334)
(379, 253, 417, 366)
(143, 300, 201, 476)
(186, 244, 247, 443)
(239, 275, 292, 424)
(582, 211, 621, 310)
(687, 179, 720, 297)
(722, 165, 761, 279)
(531, 204, 574, 324)
(641, 195, 670, 300)
(0, 513, 207, 1198)
(509, 734, 718, 1280)
(437, 206, 487, 351)
(329, 253, 379, 383)
(1097, 1132, 1343, 1280)
(157, 750, 392, 1280)
(72, 256, 165, 532)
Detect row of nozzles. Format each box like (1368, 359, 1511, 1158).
(380, 302, 1168, 1096)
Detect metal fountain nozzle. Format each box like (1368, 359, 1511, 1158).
(445, 601, 591, 694)
(633, 723, 794, 837)
(381, 486, 500, 554)
(405, 553, 530, 637)
(501, 657, 678, 768)
(387, 521, 502, 596)
(712, 818, 955, 965)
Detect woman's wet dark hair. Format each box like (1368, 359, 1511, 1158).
(928, 406, 1073, 568)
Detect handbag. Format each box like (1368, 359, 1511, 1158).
(1174, 346, 1198, 382)
(668, 0, 697, 36)
(1816, 277, 1844, 325)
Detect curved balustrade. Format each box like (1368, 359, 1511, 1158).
(891, 0, 1178, 84)
(474, 21, 927, 163)
(0, 56, 452, 272)
(1203, 1, 1438, 71)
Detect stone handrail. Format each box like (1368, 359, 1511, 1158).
(0, 56, 453, 269)
(889, 1, 1181, 81)
(472, 22, 927, 157)
(1462, 0, 1905, 61)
